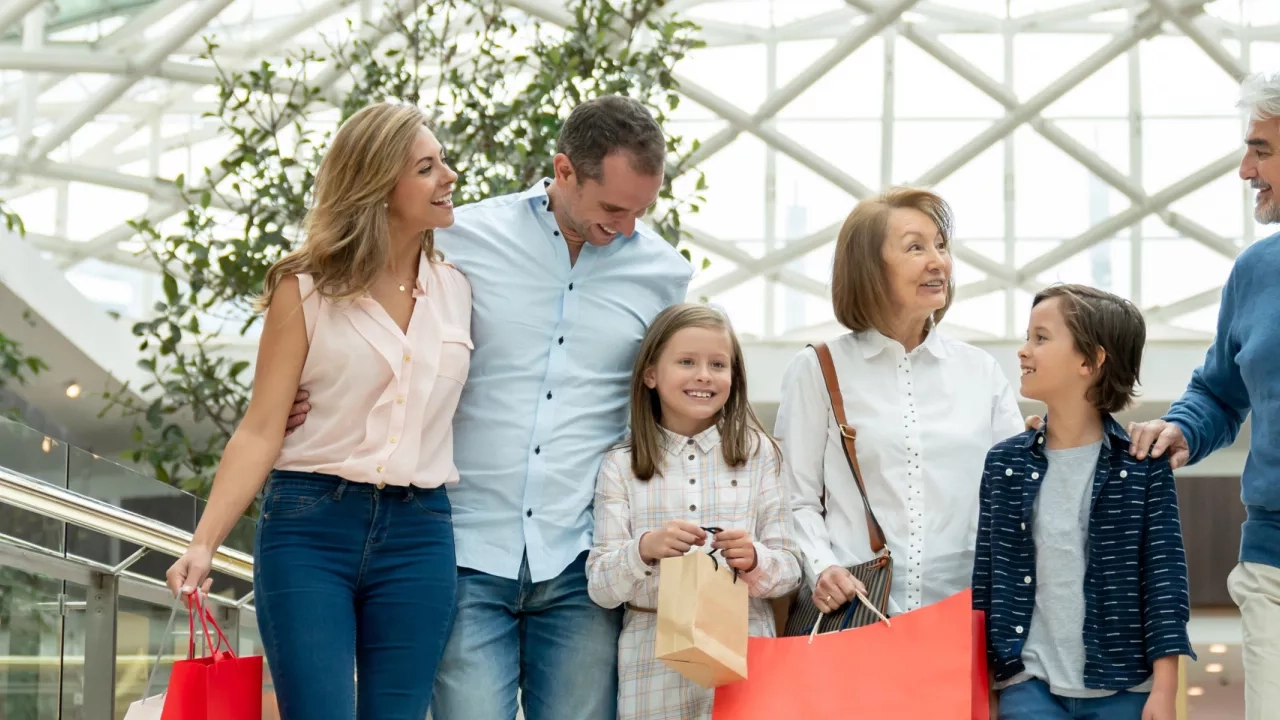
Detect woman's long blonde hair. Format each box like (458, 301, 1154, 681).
(258, 103, 439, 309)
(627, 303, 780, 481)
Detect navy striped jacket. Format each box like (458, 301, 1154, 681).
(971, 415, 1195, 689)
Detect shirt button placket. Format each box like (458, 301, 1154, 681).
(686, 444, 700, 518)
(902, 353, 923, 610)
(384, 342, 413, 480)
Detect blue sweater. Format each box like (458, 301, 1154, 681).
(1164, 231, 1280, 570)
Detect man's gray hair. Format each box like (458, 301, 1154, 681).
(1238, 71, 1280, 121)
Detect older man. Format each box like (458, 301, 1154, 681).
(291, 95, 691, 719)
(1128, 72, 1280, 720)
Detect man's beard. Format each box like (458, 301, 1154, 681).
(1257, 198, 1280, 224)
(1254, 180, 1280, 224)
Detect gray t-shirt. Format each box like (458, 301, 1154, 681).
(1012, 440, 1153, 698)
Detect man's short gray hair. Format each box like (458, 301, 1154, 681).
(1238, 71, 1280, 122)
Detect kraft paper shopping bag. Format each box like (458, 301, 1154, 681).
(655, 550, 749, 688)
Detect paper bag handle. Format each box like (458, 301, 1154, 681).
(186, 591, 234, 659)
(698, 526, 740, 583)
(138, 596, 186, 702)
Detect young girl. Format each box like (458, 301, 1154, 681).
(586, 303, 802, 720)
(972, 284, 1194, 720)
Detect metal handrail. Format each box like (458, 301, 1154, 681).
(0, 464, 252, 582)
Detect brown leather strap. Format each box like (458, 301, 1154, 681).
(627, 603, 657, 614)
(809, 342, 887, 555)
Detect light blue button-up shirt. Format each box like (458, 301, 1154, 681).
(435, 179, 692, 582)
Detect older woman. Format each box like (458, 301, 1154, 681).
(775, 187, 1023, 620)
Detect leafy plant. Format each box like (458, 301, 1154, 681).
(0, 325, 48, 396)
(105, 0, 707, 494)
(0, 204, 47, 420)
(1, 197, 24, 237)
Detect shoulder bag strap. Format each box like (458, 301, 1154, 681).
(808, 342, 887, 555)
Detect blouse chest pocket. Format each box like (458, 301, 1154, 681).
(705, 467, 753, 527)
(439, 330, 473, 384)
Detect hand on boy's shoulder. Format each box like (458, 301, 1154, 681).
(1126, 419, 1190, 470)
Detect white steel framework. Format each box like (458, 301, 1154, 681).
(2, 0, 1280, 343)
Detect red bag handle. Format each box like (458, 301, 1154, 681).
(185, 592, 235, 659)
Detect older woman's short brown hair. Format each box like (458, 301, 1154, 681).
(831, 187, 955, 334)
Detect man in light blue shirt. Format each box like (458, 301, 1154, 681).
(428, 96, 691, 720)
(294, 96, 691, 719)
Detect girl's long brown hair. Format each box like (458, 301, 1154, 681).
(257, 102, 439, 310)
(628, 303, 780, 480)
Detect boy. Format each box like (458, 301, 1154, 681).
(972, 284, 1194, 720)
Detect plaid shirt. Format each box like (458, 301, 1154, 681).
(972, 415, 1195, 690)
(586, 426, 802, 720)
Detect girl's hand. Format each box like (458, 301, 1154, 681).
(639, 520, 706, 564)
(711, 528, 758, 572)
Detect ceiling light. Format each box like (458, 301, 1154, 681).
(41, 436, 52, 454)
(1209, 644, 1228, 654)
(65, 382, 82, 399)
(1188, 687, 1204, 697)
(1206, 663, 1223, 673)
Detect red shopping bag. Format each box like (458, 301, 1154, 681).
(162, 593, 263, 720)
(713, 589, 989, 720)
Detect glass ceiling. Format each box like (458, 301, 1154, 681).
(2, 0, 1279, 344)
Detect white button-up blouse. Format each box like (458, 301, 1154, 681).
(774, 329, 1023, 616)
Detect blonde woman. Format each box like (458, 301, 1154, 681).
(164, 103, 466, 719)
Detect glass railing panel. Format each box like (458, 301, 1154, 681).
(114, 596, 187, 720)
(216, 504, 257, 557)
(0, 566, 72, 720)
(65, 447, 198, 581)
(1, 415, 268, 717)
(58, 579, 91, 719)
(67, 447, 197, 531)
(0, 416, 68, 552)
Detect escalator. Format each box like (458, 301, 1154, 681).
(0, 416, 268, 720)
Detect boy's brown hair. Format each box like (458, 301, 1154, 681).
(1032, 284, 1146, 414)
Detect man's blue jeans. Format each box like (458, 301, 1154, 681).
(253, 471, 457, 720)
(999, 678, 1149, 720)
(431, 550, 623, 720)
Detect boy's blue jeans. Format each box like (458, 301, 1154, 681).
(999, 678, 1149, 719)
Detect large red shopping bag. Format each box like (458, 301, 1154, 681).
(161, 593, 263, 720)
(713, 589, 989, 720)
